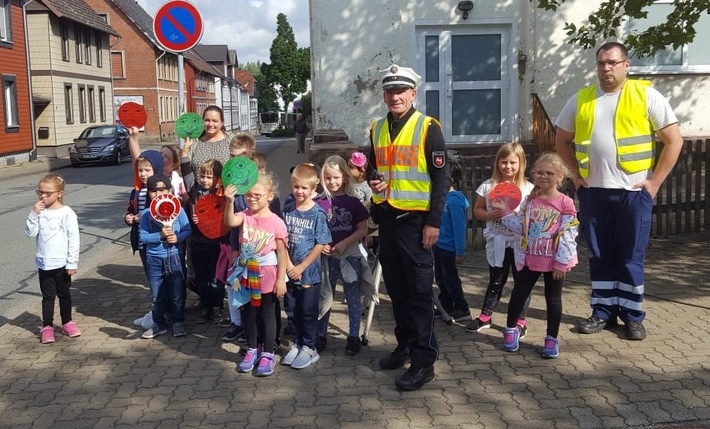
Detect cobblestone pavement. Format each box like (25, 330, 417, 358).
(3, 141, 710, 428)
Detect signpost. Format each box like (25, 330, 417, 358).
(153, 0, 203, 147)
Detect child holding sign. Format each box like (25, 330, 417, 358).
(465, 143, 534, 337)
(139, 175, 192, 339)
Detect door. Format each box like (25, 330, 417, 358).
(418, 26, 511, 144)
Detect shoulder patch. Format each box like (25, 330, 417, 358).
(432, 151, 446, 168)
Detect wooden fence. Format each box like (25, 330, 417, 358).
(460, 139, 710, 247)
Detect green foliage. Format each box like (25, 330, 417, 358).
(270, 127, 295, 138)
(536, 0, 710, 57)
(239, 62, 278, 113)
(261, 13, 311, 112)
(299, 91, 312, 119)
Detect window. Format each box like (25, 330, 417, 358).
(95, 31, 102, 67)
(98, 13, 108, 23)
(111, 51, 124, 78)
(64, 83, 74, 124)
(74, 25, 83, 64)
(0, 0, 12, 44)
(78, 84, 86, 123)
(88, 86, 95, 122)
(2, 75, 18, 131)
(84, 28, 91, 65)
(61, 22, 70, 61)
(627, 1, 710, 74)
(98, 86, 106, 122)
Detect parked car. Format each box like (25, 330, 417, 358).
(69, 125, 130, 167)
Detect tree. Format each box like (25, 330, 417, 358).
(240, 62, 278, 113)
(537, 0, 710, 57)
(261, 13, 310, 112)
(299, 91, 312, 119)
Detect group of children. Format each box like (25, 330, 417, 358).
(25, 132, 579, 367)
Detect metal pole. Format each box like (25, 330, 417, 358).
(178, 53, 184, 148)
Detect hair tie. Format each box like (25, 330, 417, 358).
(349, 152, 368, 169)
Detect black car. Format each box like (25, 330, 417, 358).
(69, 125, 130, 167)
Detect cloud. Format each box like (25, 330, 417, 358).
(136, 0, 309, 65)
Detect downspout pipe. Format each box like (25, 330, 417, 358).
(22, 0, 37, 161)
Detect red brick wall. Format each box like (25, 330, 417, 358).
(0, 0, 33, 156)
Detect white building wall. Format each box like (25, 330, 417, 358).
(310, 0, 709, 146)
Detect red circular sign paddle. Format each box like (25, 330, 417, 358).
(118, 102, 147, 129)
(150, 194, 181, 224)
(489, 182, 523, 212)
(195, 194, 229, 239)
(153, 0, 204, 53)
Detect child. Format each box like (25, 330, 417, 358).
(139, 175, 192, 339)
(281, 164, 332, 369)
(230, 131, 257, 156)
(224, 172, 288, 377)
(161, 144, 187, 200)
(433, 156, 472, 322)
(496, 153, 578, 358)
(465, 143, 534, 336)
(348, 151, 373, 204)
(317, 155, 370, 356)
(25, 174, 81, 344)
(186, 159, 227, 325)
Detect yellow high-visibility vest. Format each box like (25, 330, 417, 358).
(371, 111, 437, 211)
(574, 79, 655, 178)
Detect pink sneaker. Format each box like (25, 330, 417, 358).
(40, 326, 55, 344)
(61, 321, 81, 338)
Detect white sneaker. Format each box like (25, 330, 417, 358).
(281, 344, 299, 366)
(141, 311, 153, 330)
(291, 346, 319, 369)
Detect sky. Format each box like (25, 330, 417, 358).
(136, 0, 310, 66)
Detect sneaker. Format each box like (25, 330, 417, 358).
(221, 324, 244, 342)
(448, 309, 472, 322)
(345, 336, 361, 356)
(465, 317, 492, 333)
(133, 310, 153, 329)
(281, 344, 300, 366)
(256, 353, 276, 376)
(517, 323, 527, 340)
(40, 326, 55, 344)
(291, 346, 320, 369)
(503, 327, 520, 352)
(315, 336, 327, 353)
(239, 348, 259, 372)
(577, 316, 607, 334)
(172, 322, 187, 337)
(542, 335, 559, 359)
(217, 317, 232, 328)
(195, 308, 213, 324)
(61, 321, 81, 338)
(625, 321, 647, 341)
(141, 326, 167, 339)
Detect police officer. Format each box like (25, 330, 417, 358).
(368, 64, 449, 391)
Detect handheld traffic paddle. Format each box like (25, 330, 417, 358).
(149, 194, 181, 225)
(194, 194, 229, 239)
(489, 182, 522, 212)
(222, 156, 259, 194)
(117, 102, 147, 129)
(176, 113, 204, 139)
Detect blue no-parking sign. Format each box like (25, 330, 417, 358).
(152, 0, 204, 53)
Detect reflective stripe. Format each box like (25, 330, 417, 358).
(617, 281, 644, 295)
(619, 151, 654, 162)
(617, 297, 644, 311)
(395, 169, 430, 181)
(617, 135, 653, 146)
(590, 280, 617, 290)
(388, 190, 431, 200)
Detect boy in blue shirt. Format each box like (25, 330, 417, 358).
(434, 157, 471, 322)
(281, 163, 332, 369)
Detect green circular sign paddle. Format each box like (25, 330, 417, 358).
(222, 156, 259, 194)
(176, 113, 204, 139)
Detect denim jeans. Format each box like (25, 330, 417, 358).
(146, 249, 185, 329)
(433, 245, 469, 312)
(287, 281, 321, 349)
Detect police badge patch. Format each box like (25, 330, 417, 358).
(432, 151, 446, 168)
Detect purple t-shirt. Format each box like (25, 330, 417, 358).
(327, 194, 368, 245)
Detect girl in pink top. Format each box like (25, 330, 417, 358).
(493, 153, 579, 359)
(224, 171, 288, 377)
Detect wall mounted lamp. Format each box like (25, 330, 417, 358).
(458, 1, 474, 20)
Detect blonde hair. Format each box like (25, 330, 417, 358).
(230, 132, 256, 151)
(243, 149, 267, 170)
(321, 155, 355, 198)
(491, 143, 527, 188)
(527, 152, 570, 201)
(291, 163, 320, 189)
(254, 170, 278, 199)
(38, 173, 66, 203)
(161, 144, 181, 176)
